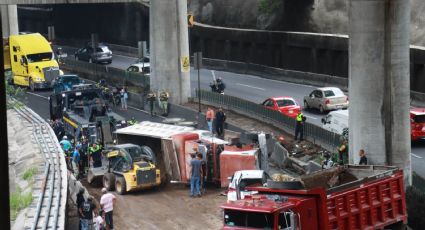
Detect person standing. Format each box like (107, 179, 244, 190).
(215, 107, 226, 137)
(159, 90, 170, 116)
(120, 88, 128, 110)
(100, 188, 116, 230)
(80, 137, 89, 175)
(72, 144, 81, 179)
(89, 143, 102, 168)
(206, 107, 215, 133)
(79, 196, 96, 230)
(295, 111, 306, 141)
(197, 153, 206, 195)
(146, 91, 156, 117)
(358, 149, 368, 165)
(337, 139, 348, 165)
(189, 153, 202, 197)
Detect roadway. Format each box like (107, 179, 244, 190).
(38, 45, 425, 178)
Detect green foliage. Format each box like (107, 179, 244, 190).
(5, 71, 27, 108)
(406, 185, 425, 229)
(10, 186, 33, 220)
(22, 167, 37, 182)
(258, 0, 281, 15)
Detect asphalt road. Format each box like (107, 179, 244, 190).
(48, 46, 425, 178)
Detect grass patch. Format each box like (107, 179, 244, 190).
(258, 0, 281, 15)
(22, 167, 37, 182)
(10, 186, 33, 220)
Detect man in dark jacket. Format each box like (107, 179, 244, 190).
(215, 107, 226, 137)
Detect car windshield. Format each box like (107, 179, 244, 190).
(97, 47, 110, 53)
(276, 99, 295, 107)
(224, 209, 274, 229)
(27, 52, 53, 63)
(324, 89, 344, 97)
(125, 146, 143, 162)
(62, 77, 81, 85)
(414, 115, 425, 123)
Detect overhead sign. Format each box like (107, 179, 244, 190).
(181, 56, 190, 73)
(188, 14, 194, 27)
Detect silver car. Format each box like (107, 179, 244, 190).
(303, 87, 349, 113)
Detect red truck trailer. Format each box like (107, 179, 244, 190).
(221, 165, 407, 230)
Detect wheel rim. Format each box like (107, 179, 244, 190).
(116, 180, 122, 193)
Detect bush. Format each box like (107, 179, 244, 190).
(22, 167, 37, 182)
(10, 187, 33, 220)
(406, 186, 425, 229)
(5, 71, 27, 108)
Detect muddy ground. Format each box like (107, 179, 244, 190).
(82, 179, 225, 230)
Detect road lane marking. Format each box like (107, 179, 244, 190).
(27, 92, 48, 100)
(236, 83, 265, 91)
(303, 115, 317, 120)
(412, 153, 423, 159)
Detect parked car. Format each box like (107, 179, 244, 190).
(135, 55, 150, 64)
(410, 108, 425, 141)
(321, 109, 348, 135)
(127, 63, 150, 77)
(74, 43, 112, 64)
(262, 97, 301, 119)
(227, 170, 269, 201)
(304, 87, 348, 113)
(51, 74, 84, 94)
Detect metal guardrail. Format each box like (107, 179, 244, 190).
(62, 57, 150, 92)
(196, 89, 341, 149)
(14, 105, 66, 230)
(413, 173, 425, 193)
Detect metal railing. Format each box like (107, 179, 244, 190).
(196, 89, 341, 149)
(62, 57, 150, 92)
(413, 172, 425, 193)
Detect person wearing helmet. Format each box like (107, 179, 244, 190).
(128, 117, 137, 126)
(60, 136, 72, 152)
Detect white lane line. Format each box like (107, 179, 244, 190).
(303, 115, 318, 120)
(236, 83, 265, 91)
(27, 92, 48, 100)
(412, 153, 423, 159)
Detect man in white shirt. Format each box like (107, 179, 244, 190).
(100, 188, 116, 230)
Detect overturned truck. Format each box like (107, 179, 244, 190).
(114, 121, 262, 186)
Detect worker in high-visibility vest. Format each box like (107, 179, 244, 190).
(295, 111, 306, 141)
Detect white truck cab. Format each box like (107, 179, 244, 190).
(321, 109, 348, 135)
(227, 170, 269, 201)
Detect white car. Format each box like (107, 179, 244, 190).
(127, 62, 150, 77)
(321, 109, 348, 135)
(227, 170, 269, 201)
(303, 87, 349, 113)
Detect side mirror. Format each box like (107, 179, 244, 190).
(20, 57, 26, 66)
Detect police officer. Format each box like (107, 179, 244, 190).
(295, 111, 306, 141)
(146, 91, 156, 117)
(159, 90, 170, 116)
(89, 143, 102, 168)
(128, 117, 137, 126)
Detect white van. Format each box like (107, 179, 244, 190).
(321, 109, 348, 135)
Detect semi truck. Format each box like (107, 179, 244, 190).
(4, 33, 62, 90)
(222, 165, 407, 230)
(49, 85, 124, 145)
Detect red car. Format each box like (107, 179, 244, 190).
(411, 108, 425, 141)
(262, 97, 301, 119)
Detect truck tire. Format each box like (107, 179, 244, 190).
(115, 176, 127, 195)
(29, 78, 35, 92)
(103, 173, 116, 191)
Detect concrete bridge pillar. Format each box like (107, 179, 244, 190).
(1, 4, 19, 37)
(349, 0, 411, 184)
(149, 0, 190, 104)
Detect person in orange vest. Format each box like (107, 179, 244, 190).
(206, 107, 215, 133)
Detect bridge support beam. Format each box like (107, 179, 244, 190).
(1, 4, 19, 37)
(150, 0, 190, 104)
(349, 0, 411, 184)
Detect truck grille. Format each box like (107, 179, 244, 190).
(136, 169, 156, 185)
(43, 67, 60, 83)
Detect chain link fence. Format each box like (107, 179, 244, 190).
(196, 89, 341, 150)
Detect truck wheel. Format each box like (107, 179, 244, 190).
(29, 78, 35, 91)
(115, 176, 127, 195)
(103, 173, 116, 191)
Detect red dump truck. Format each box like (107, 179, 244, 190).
(221, 165, 407, 230)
